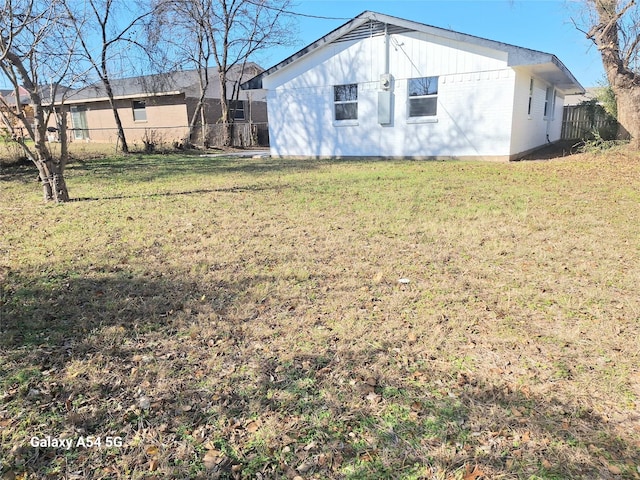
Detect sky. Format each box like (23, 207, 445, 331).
(257, 0, 606, 88)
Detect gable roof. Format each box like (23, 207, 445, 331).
(0, 86, 31, 105)
(55, 63, 265, 105)
(242, 11, 584, 95)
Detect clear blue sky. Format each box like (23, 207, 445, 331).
(257, 0, 605, 88)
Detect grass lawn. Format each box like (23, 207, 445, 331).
(1, 150, 639, 479)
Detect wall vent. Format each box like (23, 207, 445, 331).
(333, 20, 413, 43)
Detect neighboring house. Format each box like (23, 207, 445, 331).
(0, 86, 33, 137)
(564, 87, 602, 107)
(49, 63, 268, 146)
(242, 11, 584, 160)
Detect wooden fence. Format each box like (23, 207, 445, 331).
(561, 104, 617, 140)
(204, 123, 269, 147)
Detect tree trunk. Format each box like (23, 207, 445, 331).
(51, 167, 70, 202)
(35, 163, 55, 202)
(219, 70, 232, 147)
(589, 0, 640, 149)
(611, 81, 640, 148)
(33, 158, 69, 203)
(104, 77, 129, 154)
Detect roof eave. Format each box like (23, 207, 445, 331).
(242, 13, 374, 90)
(48, 90, 184, 106)
(241, 10, 585, 95)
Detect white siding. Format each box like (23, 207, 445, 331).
(509, 69, 565, 156)
(265, 31, 552, 159)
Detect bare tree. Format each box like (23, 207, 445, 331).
(1, 0, 79, 202)
(61, 0, 156, 154)
(151, 0, 215, 146)
(152, 0, 296, 147)
(584, 0, 640, 147)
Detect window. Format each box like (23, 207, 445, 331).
(527, 78, 534, 116)
(70, 105, 89, 140)
(408, 76, 438, 117)
(132, 100, 147, 122)
(230, 100, 245, 120)
(334, 84, 358, 121)
(544, 87, 555, 118)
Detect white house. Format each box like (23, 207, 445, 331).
(242, 11, 585, 160)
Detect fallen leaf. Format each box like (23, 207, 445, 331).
(145, 445, 159, 456)
(542, 459, 552, 469)
(359, 452, 374, 462)
(365, 377, 377, 387)
(366, 392, 381, 403)
(203, 449, 224, 469)
(463, 464, 485, 480)
(149, 459, 158, 471)
(139, 396, 151, 410)
(297, 461, 314, 473)
(245, 420, 259, 433)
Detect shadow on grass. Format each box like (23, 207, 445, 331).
(0, 153, 322, 188)
(66, 153, 325, 183)
(0, 161, 38, 184)
(1, 266, 638, 479)
(69, 183, 287, 203)
(219, 352, 638, 479)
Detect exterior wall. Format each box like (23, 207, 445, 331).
(509, 69, 565, 157)
(61, 94, 190, 145)
(264, 31, 519, 159)
(184, 97, 268, 126)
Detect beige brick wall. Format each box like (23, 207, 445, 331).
(49, 92, 268, 147)
(64, 94, 191, 145)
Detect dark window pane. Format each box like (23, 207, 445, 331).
(335, 102, 358, 120)
(231, 100, 245, 120)
(334, 84, 357, 102)
(408, 77, 437, 97)
(409, 97, 437, 117)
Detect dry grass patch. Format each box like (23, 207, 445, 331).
(1, 150, 640, 479)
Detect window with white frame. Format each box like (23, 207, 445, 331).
(527, 78, 534, 116)
(544, 86, 555, 118)
(408, 76, 438, 117)
(132, 100, 147, 122)
(70, 105, 89, 140)
(334, 84, 358, 121)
